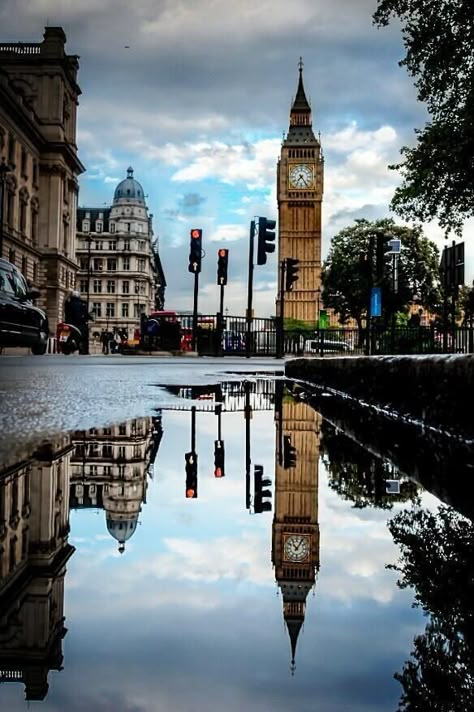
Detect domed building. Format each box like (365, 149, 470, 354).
(75, 167, 166, 341)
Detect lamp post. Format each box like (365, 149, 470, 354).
(0, 157, 10, 260)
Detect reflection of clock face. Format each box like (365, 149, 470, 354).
(284, 534, 310, 562)
(289, 164, 313, 188)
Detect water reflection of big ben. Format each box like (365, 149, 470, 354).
(272, 389, 321, 670)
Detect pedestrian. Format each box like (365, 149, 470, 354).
(101, 330, 109, 354)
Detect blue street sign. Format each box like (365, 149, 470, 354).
(370, 287, 382, 317)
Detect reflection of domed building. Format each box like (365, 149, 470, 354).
(69, 416, 162, 552)
(75, 167, 166, 339)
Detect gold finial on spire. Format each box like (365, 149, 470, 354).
(298, 56, 304, 72)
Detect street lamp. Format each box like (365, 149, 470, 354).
(0, 157, 11, 260)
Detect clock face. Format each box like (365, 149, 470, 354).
(284, 534, 310, 562)
(289, 164, 313, 189)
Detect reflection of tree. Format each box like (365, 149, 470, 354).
(388, 506, 474, 711)
(321, 421, 419, 510)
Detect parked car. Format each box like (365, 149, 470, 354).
(0, 258, 49, 354)
(304, 337, 352, 353)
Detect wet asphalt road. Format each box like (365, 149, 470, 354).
(0, 354, 284, 461)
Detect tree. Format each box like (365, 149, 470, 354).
(388, 505, 474, 710)
(373, 0, 474, 235)
(321, 420, 419, 510)
(322, 219, 441, 335)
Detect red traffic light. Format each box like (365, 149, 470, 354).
(214, 467, 223, 478)
(186, 488, 196, 498)
(191, 229, 201, 239)
(218, 248, 227, 257)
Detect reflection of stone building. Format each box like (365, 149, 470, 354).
(0, 27, 85, 331)
(272, 392, 320, 671)
(0, 437, 74, 701)
(69, 416, 162, 553)
(75, 167, 166, 339)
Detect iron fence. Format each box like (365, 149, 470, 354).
(179, 316, 474, 357)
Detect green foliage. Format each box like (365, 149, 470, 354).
(373, 0, 474, 234)
(322, 218, 441, 327)
(388, 505, 474, 710)
(321, 421, 419, 510)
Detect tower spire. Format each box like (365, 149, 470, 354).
(291, 56, 311, 119)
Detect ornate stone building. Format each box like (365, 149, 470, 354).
(69, 416, 162, 553)
(272, 389, 321, 670)
(0, 27, 85, 331)
(75, 168, 166, 338)
(0, 437, 74, 701)
(277, 61, 324, 323)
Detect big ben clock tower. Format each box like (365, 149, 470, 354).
(277, 59, 324, 323)
(272, 387, 321, 670)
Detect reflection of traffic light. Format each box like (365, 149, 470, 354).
(257, 217, 276, 265)
(283, 435, 297, 469)
(285, 258, 300, 291)
(188, 229, 202, 274)
(185, 451, 198, 498)
(217, 248, 229, 286)
(254, 464, 272, 513)
(214, 439, 225, 477)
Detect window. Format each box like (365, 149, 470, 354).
(80, 279, 88, 293)
(123, 240, 130, 251)
(6, 186, 15, 228)
(85, 212, 90, 219)
(8, 248, 15, 265)
(107, 258, 117, 271)
(82, 220, 90, 233)
(93, 279, 102, 293)
(22, 255, 27, 275)
(134, 303, 143, 318)
(80, 258, 88, 270)
(138, 241, 145, 251)
(8, 133, 16, 165)
(138, 258, 146, 272)
(109, 241, 116, 251)
(123, 257, 130, 271)
(122, 303, 129, 317)
(31, 203, 39, 245)
(96, 222, 102, 233)
(106, 280, 115, 294)
(0, 265, 16, 296)
(33, 262, 38, 283)
(110, 223, 116, 233)
(95, 241, 103, 251)
(93, 259, 103, 271)
(102, 444, 113, 458)
(32, 159, 39, 187)
(126, 222, 131, 232)
(106, 303, 115, 318)
(20, 147, 28, 177)
(119, 424, 127, 435)
(92, 302, 101, 317)
(122, 280, 129, 294)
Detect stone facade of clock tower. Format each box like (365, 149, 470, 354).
(277, 62, 324, 323)
(272, 388, 321, 669)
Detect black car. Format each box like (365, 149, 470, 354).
(0, 258, 49, 354)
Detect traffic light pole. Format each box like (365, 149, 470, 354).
(245, 380, 251, 509)
(365, 233, 375, 356)
(246, 220, 255, 359)
(216, 282, 225, 356)
(192, 271, 199, 352)
(276, 259, 286, 359)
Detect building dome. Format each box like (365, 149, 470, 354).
(106, 513, 139, 553)
(113, 166, 146, 204)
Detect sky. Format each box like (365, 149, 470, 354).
(1, 0, 473, 316)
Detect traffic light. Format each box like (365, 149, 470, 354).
(257, 217, 276, 265)
(283, 435, 297, 469)
(185, 451, 198, 498)
(188, 229, 202, 274)
(285, 258, 300, 291)
(254, 464, 272, 513)
(214, 439, 225, 477)
(375, 231, 391, 282)
(217, 248, 229, 286)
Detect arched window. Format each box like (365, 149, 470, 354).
(6, 174, 17, 229)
